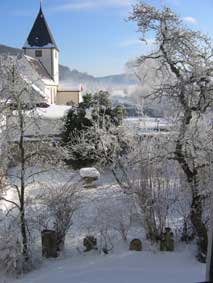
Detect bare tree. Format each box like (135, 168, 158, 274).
(129, 2, 213, 261)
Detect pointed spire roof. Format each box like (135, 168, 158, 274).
(23, 6, 58, 50)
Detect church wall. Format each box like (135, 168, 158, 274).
(52, 49, 59, 85)
(44, 85, 58, 104)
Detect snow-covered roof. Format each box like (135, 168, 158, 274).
(23, 7, 58, 50)
(31, 84, 45, 97)
(34, 104, 71, 119)
(24, 55, 53, 82)
(5, 105, 72, 142)
(17, 56, 46, 99)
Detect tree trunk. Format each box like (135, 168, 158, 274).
(19, 107, 30, 265)
(190, 191, 208, 262)
(175, 155, 208, 261)
(20, 209, 29, 262)
(175, 133, 208, 261)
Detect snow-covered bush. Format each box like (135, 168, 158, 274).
(104, 134, 192, 244)
(109, 200, 134, 242)
(0, 217, 34, 276)
(0, 233, 23, 275)
(38, 181, 81, 254)
(91, 197, 134, 254)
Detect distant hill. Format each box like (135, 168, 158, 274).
(0, 44, 23, 56)
(0, 44, 137, 91)
(98, 74, 136, 86)
(59, 66, 137, 91)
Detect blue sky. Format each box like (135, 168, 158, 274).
(1, 0, 213, 76)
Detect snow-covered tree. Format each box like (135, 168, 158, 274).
(0, 56, 64, 272)
(129, 2, 213, 261)
(61, 91, 125, 168)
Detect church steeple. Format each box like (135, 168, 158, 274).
(23, 5, 58, 50)
(23, 4, 59, 85)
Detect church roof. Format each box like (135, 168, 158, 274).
(23, 7, 58, 50)
(24, 55, 54, 82)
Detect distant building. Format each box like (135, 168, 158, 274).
(23, 4, 82, 105)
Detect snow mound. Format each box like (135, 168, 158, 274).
(80, 168, 100, 180)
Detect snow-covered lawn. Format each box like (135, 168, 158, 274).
(12, 250, 205, 283)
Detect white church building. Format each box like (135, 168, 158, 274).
(22, 4, 82, 106)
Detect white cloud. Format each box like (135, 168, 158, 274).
(52, 0, 136, 12)
(183, 16, 198, 25)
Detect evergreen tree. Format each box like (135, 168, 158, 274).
(61, 91, 125, 168)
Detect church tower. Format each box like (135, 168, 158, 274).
(23, 5, 59, 85)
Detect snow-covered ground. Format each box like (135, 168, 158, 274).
(0, 168, 206, 283)
(6, 249, 205, 283)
